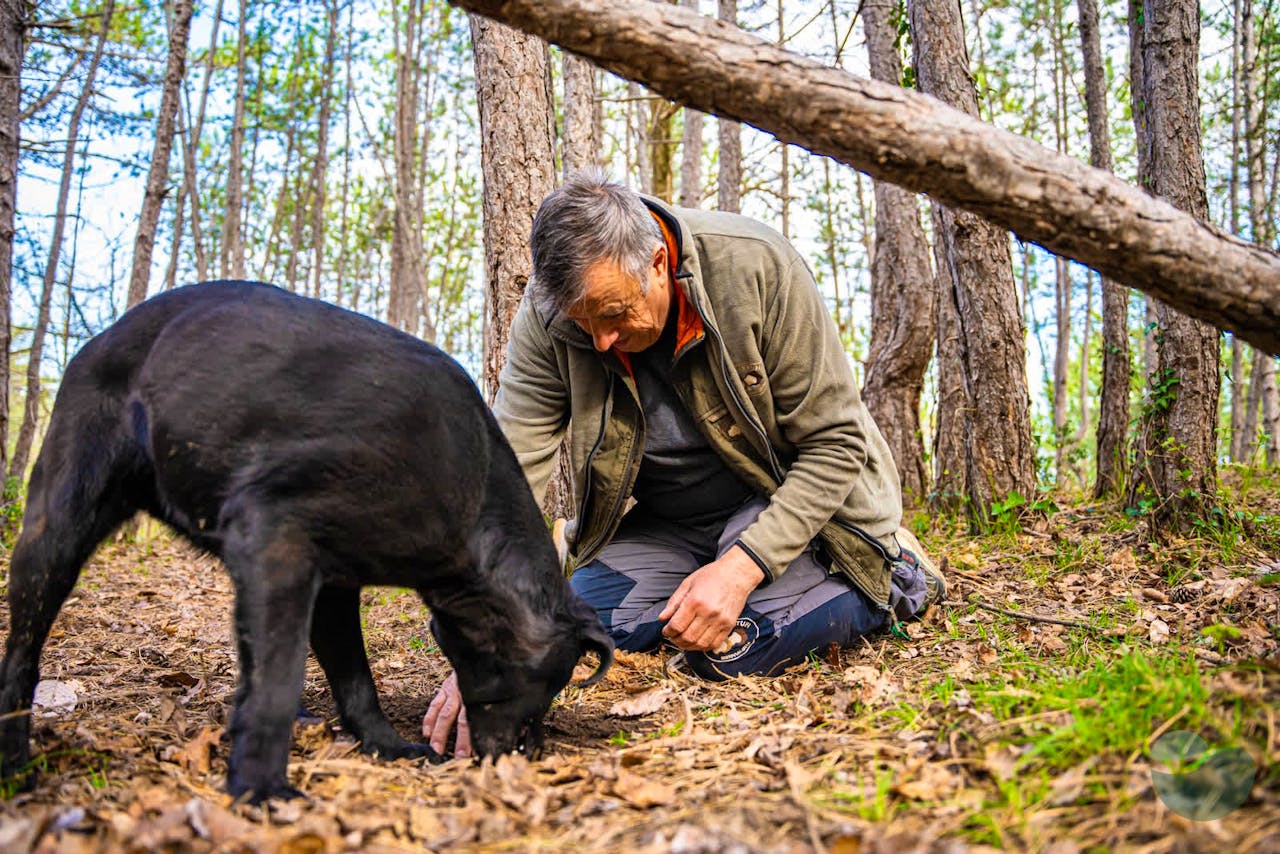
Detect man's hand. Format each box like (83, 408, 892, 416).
(422, 671, 472, 758)
(659, 545, 764, 652)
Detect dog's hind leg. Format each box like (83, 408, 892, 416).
(309, 585, 438, 762)
(0, 412, 145, 784)
(221, 513, 322, 803)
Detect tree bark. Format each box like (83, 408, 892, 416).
(127, 0, 194, 309)
(447, 0, 1280, 355)
(678, 0, 703, 208)
(0, 0, 27, 481)
(715, 0, 740, 212)
(1261, 355, 1280, 465)
(910, 0, 1036, 523)
(1226, 0, 1245, 462)
(10, 0, 112, 482)
(1053, 255, 1071, 485)
(309, 0, 339, 300)
(470, 13, 556, 404)
(1079, 0, 1130, 495)
(1240, 0, 1278, 467)
(180, 0, 223, 284)
(1127, 0, 1221, 528)
(561, 52, 598, 175)
(220, 4, 249, 279)
(389, 0, 430, 336)
(861, 0, 934, 506)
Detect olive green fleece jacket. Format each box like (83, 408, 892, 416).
(493, 198, 903, 606)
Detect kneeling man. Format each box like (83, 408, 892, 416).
(424, 171, 943, 755)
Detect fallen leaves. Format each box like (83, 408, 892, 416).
(171, 724, 225, 776)
(609, 686, 672, 718)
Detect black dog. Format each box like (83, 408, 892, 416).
(0, 281, 612, 802)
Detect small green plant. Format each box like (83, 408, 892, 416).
(608, 730, 631, 747)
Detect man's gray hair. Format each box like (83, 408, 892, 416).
(529, 170, 663, 316)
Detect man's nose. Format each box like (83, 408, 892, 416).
(592, 328, 619, 352)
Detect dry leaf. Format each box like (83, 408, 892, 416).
(32, 679, 82, 717)
(894, 763, 957, 801)
(609, 686, 672, 718)
(612, 768, 675, 808)
(1148, 618, 1170, 644)
(172, 725, 224, 776)
(983, 743, 1020, 782)
(1108, 547, 1137, 573)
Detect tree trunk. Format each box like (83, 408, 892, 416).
(335, 0, 355, 306)
(0, 0, 27, 481)
(309, 0, 339, 300)
(390, 0, 431, 338)
(1230, 339, 1247, 461)
(562, 52, 598, 175)
(127, 0, 194, 309)
(1243, 354, 1263, 459)
(1053, 256, 1071, 485)
(1227, 0, 1245, 463)
(630, 82, 651, 193)
(909, 0, 1036, 524)
(1241, 0, 1278, 466)
(1079, 0, 1130, 495)
(180, 0, 223, 284)
(448, 0, 1280, 355)
(715, 0, 740, 212)
(10, 0, 113, 482)
(649, 99, 676, 203)
(221, 5, 249, 280)
(470, 13, 556, 404)
(861, 0, 934, 506)
(1127, 0, 1220, 529)
(1261, 355, 1280, 465)
(678, 0, 703, 208)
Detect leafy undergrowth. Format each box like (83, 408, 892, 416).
(1, 479, 1277, 852)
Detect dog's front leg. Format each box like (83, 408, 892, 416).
(310, 585, 439, 762)
(223, 524, 320, 804)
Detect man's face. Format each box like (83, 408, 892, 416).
(566, 245, 671, 353)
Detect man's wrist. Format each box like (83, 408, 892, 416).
(723, 542, 766, 589)
(730, 539, 773, 585)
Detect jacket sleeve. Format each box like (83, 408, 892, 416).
(733, 246, 899, 580)
(492, 297, 569, 507)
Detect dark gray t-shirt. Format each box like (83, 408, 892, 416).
(630, 313, 754, 529)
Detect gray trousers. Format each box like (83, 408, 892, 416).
(568, 498, 922, 680)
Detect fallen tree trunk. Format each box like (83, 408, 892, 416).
(450, 0, 1280, 355)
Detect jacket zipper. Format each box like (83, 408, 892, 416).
(687, 291, 784, 483)
(575, 371, 645, 564)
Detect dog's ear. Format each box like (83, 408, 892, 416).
(570, 597, 613, 687)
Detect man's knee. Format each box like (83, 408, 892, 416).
(684, 591, 886, 681)
(568, 561, 665, 652)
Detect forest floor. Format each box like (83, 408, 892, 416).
(1, 471, 1278, 853)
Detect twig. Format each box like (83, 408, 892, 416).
(950, 597, 1093, 630)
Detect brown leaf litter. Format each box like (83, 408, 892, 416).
(1, 494, 1278, 852)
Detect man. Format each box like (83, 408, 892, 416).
(423, 171, 942, 756)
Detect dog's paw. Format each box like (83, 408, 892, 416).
(362, 739, 441, 764)
(227, 777, 307, 805)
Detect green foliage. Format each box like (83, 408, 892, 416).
(0, 476, 24, 549)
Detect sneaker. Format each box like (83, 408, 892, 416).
(895, 526, 946, 612)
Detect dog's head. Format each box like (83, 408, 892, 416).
(430, 593, 612, 758)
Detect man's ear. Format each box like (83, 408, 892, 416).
(570, 597, 614, 687)
(649, 243, 668, 289)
